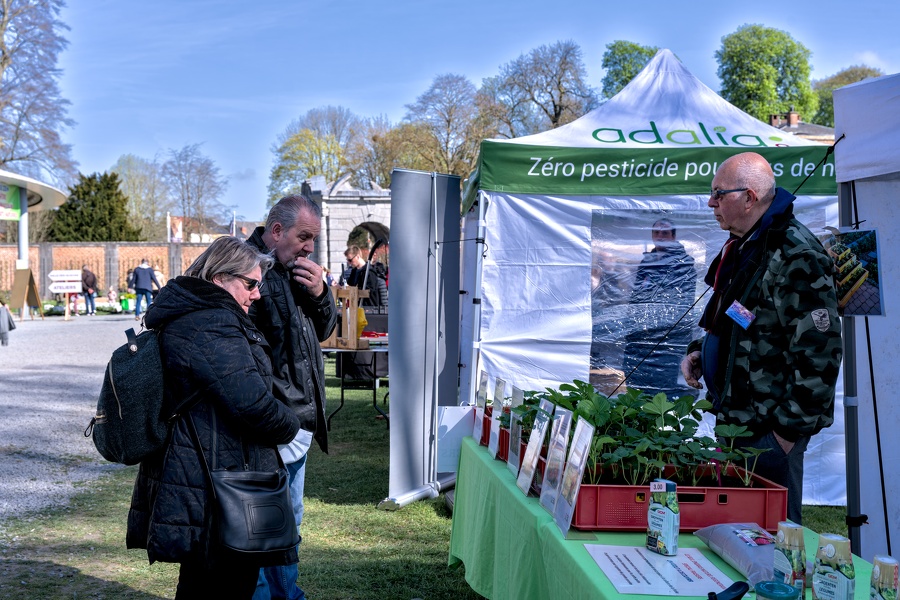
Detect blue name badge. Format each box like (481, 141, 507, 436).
(725, 300, 756, 330)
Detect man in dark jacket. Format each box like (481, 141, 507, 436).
(681, 152, 842, 524)
(132, 258, 161, 322)
(81, 265, 99, 316)
(623, 219, 697, 398)
(247, 194, 337, 600)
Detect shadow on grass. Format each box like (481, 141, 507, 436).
(0, 559, 169, 600)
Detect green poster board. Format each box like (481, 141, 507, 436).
(0, 184, 21, 221)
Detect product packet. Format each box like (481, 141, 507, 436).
(694, 522, 775, 587)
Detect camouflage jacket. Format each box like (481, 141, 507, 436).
(688, 188, 842, 441)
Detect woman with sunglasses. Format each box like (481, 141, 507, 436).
(126, 236, 301, 598)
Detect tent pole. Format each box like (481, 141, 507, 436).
(839, 180, 862, 554)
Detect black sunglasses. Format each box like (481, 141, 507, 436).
(228, 273, 263, 291)
(710, 187, 749, 199)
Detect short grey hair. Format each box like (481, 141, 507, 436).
(265, 194, 321, 234)
(185, 236, 274, 282)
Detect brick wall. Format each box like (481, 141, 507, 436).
(0, 246, 39, 292)
(0, 242, 211, 298)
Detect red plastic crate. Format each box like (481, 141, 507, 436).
(572, 464, 787, 532)
(497, 427, 510, 461)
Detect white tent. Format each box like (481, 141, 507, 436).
(834, 71, 900, 558)
(459, 49, 844, 505)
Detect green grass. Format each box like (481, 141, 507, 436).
(0, 357, 848, 598)
(0, 358, 479, 600)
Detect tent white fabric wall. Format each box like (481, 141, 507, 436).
(834, 72, 900, 559)
(461, 49, 845, 505)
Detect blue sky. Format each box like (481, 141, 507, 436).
(58, 0, 898, 222)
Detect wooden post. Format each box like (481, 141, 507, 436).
(321, 286, 370, 350)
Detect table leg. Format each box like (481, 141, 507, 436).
(326, 353, 346, 430)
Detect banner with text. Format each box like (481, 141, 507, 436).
(480, 144, 837, 197)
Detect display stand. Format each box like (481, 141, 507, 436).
(9, 269, 43, 321)
(321, 287, 370, 350)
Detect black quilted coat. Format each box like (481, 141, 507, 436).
(126, 276, 301, 567)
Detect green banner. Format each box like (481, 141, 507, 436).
(479, 143, 837, 196)
(0, 184, 21, 221)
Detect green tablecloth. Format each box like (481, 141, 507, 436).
(448, 436, 872, 600)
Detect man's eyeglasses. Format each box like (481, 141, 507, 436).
(229, 273, 263, 291)
(710, 188, 749, 199)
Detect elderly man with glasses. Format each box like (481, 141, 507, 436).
(681, 151, 842, 525)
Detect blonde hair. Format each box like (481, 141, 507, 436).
(186, 236, 274, 282)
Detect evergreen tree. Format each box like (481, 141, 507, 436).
(48, 172, 142, 241)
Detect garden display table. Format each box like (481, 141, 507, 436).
(448, 437, 873, 600)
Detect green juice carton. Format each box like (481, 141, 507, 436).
(647, 478, 679, 556)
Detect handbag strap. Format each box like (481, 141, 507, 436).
(187, 411, 218, 503)
(186, 407, 288, 505)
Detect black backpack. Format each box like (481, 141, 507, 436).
(84, 328, 197, 465)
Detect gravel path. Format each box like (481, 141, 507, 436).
(0, 312, 144, 523)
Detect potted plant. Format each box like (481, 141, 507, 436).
(516, 379, 787, 531)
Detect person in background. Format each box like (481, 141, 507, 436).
(132, 258, 160, 322)
(0, 299, 14, 346)
(680, 152, 842, 524)
(622, 219, 697, 398)
(81, 265, 98, 316)
(127, 236, 301, 598)
(323, 267, 335, 287)
(152, 265, 166, 299)
(246, 196, 337, 600)
(342, 245, 388, 307)
(107, 287, 120, 313)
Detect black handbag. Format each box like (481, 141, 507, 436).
(188, 412, 298, 555)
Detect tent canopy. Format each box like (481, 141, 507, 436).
(834, 71, 900, 183)
(464, 49, 835, 210)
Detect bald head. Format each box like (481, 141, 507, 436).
(709, 152, 777, 237)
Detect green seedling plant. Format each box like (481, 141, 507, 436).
(714, 423, 771, 486)
(520, 379, 766, 488)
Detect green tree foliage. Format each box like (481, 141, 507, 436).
(716, 24, 818, 122)
(601, 40, 659, 99)
(268, 128, 344, 204)
(111, 153, 170, 241)
(267, 106, 359, 206)
(48, 172, 142, 241)
(0, 0, 76, 186)
(811, 65, 884, 127)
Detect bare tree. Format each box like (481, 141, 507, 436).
(492, 40, 598, 133)
(404, 73, 486, 177)
(0, 0, 77, 186)
(111, 154, 171, 241)
(163, 144, 229, 239)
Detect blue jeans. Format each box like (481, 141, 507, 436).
(84, 292, 96, 314)
(253, 455, 306, 600)
(134, 289, 152, 317)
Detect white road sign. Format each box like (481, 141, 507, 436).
(48, 281, 82, 294)
(48, 270, 82, 281)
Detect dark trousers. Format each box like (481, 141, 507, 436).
(732, 431, 810, 525)
(176, 557, 259, 599)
